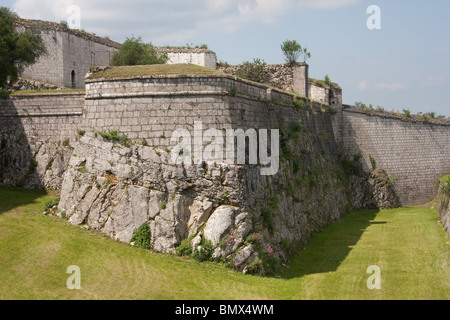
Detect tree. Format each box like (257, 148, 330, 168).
(235, 58, 267, 83)
(0, 7, 46, 88)
(281, 39, 311, 65)
(110, 36, 168, 66)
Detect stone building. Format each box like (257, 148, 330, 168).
(14, 18, 121, 89)
(157, 47, 217, 70)
(13, 18, 218, 89)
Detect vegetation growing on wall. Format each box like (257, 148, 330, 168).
(110, 36, 168, 66)
(354, 101, 450, 124)
(234, 58, 267, 83)
(281, 40, 311, 64)
(0, 7, 47, 88)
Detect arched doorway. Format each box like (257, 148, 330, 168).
(71, 70, 76, 88)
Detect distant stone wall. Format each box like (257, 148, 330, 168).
(339, 108, 450, 206)
(16, 19, 119, 89)
(166, 51, 217, 70)
(62, 33, 117, 88)
(19, 29, 65, 87)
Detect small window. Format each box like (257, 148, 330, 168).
(71, 70, 76, 88)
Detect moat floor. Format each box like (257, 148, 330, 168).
(0, 187, 448, 300)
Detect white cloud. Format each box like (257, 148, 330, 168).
(13, 0, 360, 43)
(374, 82, 406, 91)
(357, 80, 368, 90)
(422, 76, 446, 87)
(297, 0, 360, 9)
(358, 80, 406, 92)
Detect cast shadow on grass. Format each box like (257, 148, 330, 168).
(0, 186, 49, 216)
(283, 209, 385, 279)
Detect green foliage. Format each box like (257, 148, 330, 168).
(260, 208, 274, 234)
(77, 130, 86, 136)
(0, 7, 47, 87)
(192, 238, 213, 262)
(175, 238, 192, 257)
(324, 74, 331, 85)
(110, 36, 168, 66)
(130, 224, 151, 250)
(96, 129, 132, 147)
(235, 58, 267, 83)
(281, 40, 302, 65)
(341, 153, 364, 177)
(159, 202, 168, 210)
(403, 109, 411, 118)
(293, 98, 303, 111)
(44, 198, 60, 211)
(424, 111, 436, 119)
(78, 160, 88, 173)
(369, 155, 377, 170)
(281, 39, 311, 64)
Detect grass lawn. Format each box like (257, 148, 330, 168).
(85, 64, 224, 80)
(0, 187, 448, 300)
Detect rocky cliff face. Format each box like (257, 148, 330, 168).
(0, 131, 72, 189)
(57, 130, 354, 275)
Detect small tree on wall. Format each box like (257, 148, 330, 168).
(110, 36, 168, 66)
(281, 40, 311, 65)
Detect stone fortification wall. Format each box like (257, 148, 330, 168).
(340, 108, 450, 206)
(82, 73, 334, 148)
(55, 72, 353, 274)
(0, 93, 84, 143)
(0, 93, 84, 188)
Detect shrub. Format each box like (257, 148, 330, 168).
(235, 58, 267, 83)
(130, 224, 151, 250)
(246, 258, 264, 275)
(110, 36, 167, 66)
(261, 208, 274, 234)
(176, 238, 192, 257)
(281, 40, 302, 65)
(246, 232, 263, 245)
(44, 198, 60, 211)
(96, 129, 131, 147)
(192, 239, 213, 262)
(281, 39, 311, 64)
(369, 155, 377, 170)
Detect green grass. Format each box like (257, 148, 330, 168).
(8, 89, 85, 96)
(0, 187, 448, 300)
(86, 64, 224, 80)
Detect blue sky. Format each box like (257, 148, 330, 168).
(4, 0, 450, 116)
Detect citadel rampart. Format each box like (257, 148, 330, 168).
(1, 66, 450, 272)
(339, 108, 450, 206)
(81, 71, 334, 147)
(1, 70, 449, 206)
